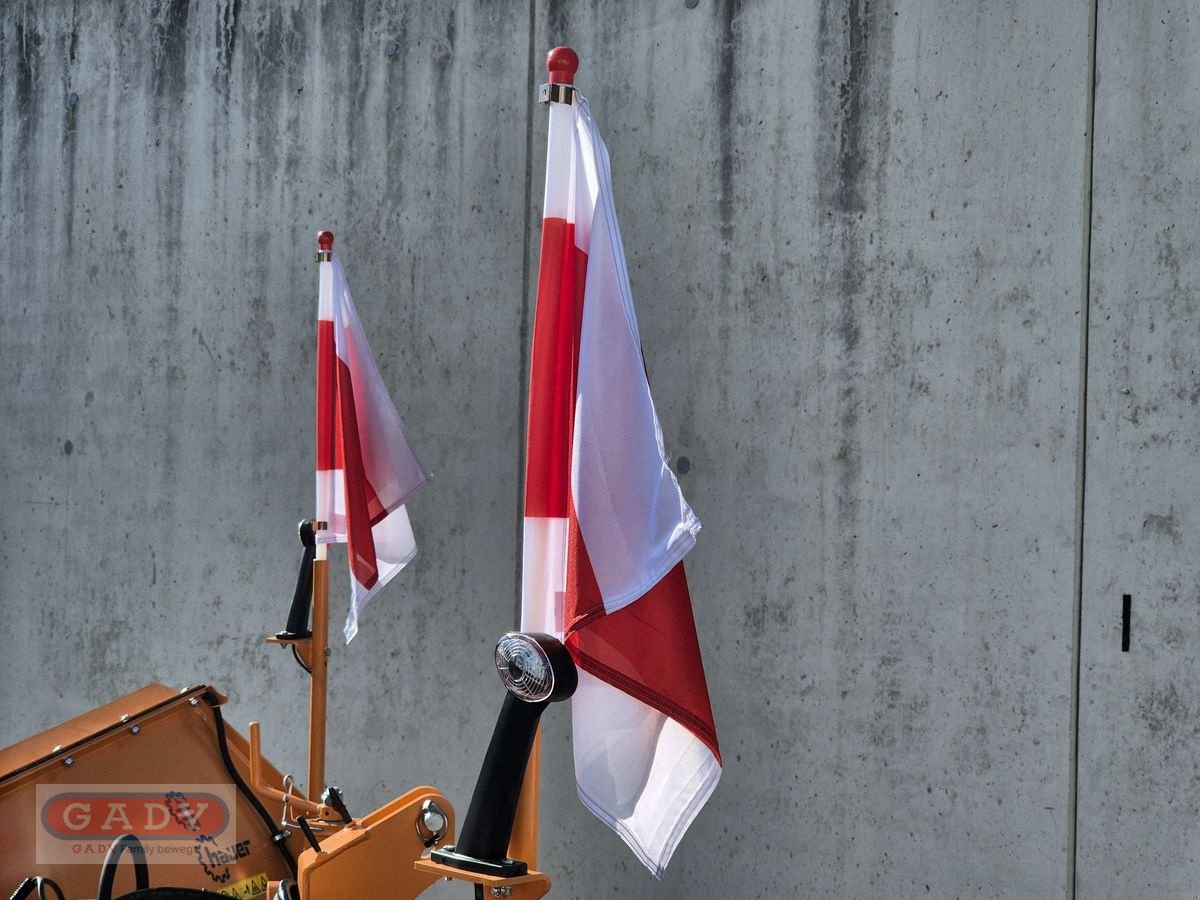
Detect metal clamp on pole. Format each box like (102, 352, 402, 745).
(538, 83, 575, 105)
(538, 46, 579, 105)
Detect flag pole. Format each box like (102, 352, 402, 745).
(508, 44, 581, 871)
(306, 229, 336, 799)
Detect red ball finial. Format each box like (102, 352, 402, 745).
(546, 46, 578, 85)
(317, 230, 334, 252)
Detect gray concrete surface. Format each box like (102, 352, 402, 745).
(0, 1, 1183, 898)
(1075, 2, 1200, 896)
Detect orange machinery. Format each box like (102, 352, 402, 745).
(0, 626, 558, 900)
(0, 517, 557, 900)
(0, 512, 559, 900)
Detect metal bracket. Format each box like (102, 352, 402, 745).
(538, 83, 575, 106)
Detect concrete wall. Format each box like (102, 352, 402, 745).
(0, 2, 1190, 898)
(1075, 1, 1200, 896)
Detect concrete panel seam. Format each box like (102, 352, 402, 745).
(1067, 0, 1102, 896)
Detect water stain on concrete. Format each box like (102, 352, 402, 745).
(13, 12, 44, 173)
(1139, 681, 1189, 737)
(1143, 511, 1181, 543)
(151, 0, 189, 99)
(546, 0, 569, 45)
(60, 4, 79, 252)
(716, 0, 744, 244)
(215, 0, 241, 75)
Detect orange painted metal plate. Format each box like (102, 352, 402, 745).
(296, 786, 455, 899)
(0, 684, 306, 900)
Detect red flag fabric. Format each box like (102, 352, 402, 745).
(316, 251, 429, 641)
(522, 91, 721, 877)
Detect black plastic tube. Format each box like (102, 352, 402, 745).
(203, 696, 296, 874)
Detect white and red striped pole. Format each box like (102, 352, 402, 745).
(306, 229, 336, 798)
(509, 45, 581, 870)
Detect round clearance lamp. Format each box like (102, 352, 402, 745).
(432, 632, 577, 877)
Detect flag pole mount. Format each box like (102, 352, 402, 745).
(538, 46, 578, 105)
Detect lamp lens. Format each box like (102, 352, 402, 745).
(495, 633, 554, 702)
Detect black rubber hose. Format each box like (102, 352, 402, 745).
(7, 877, 65, 900)
(201, 694, 296, 874)
(96, 834, 150, 900)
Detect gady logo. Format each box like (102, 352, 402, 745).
(41, 790, 230, 840)
(35, 784, 237, 865)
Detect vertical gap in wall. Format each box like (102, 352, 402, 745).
(513, 2, 539, 627)
(1068, 0, 1101, 896)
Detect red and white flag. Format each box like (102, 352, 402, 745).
(316, 250, 430, 642)
(522, 89, 721, 877)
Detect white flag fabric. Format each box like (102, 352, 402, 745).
(315, 252, 429, 642)
(522, 92, 721, 877)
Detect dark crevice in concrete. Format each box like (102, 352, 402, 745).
(61, 2, 79, 253)
(716, 0, 742, 244)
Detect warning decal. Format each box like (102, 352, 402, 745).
(217, 872, 268, 899)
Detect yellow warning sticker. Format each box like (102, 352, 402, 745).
(217, 872, 269, 899)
